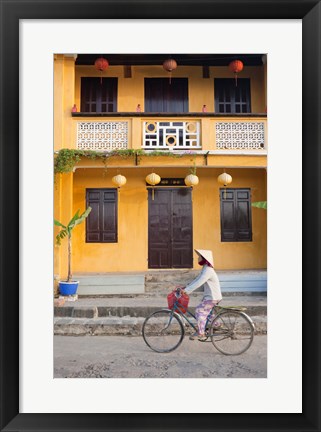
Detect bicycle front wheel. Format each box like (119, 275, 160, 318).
(142, 309, 185, 353)
(209, 310, 254, 355)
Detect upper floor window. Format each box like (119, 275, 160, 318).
(81, 77, 117, 113)
(220, 188, 252, 242)
(144, 78, 188, 113)
(215, 78, 251, 114)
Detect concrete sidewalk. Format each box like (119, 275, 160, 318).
(55, 295, 267, 317)
(54, 294, 267, 336)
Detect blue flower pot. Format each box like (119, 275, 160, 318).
(59, 281, 79, 296)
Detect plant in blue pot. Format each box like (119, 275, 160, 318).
(54, 207, 92, 296)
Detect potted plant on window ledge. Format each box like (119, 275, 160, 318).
(54, 207, 92, 296)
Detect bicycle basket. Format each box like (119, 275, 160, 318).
(167, 290, 189, 313)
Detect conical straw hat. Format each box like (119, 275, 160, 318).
(195, 249, 214, 267)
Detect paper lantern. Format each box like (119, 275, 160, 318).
(163, 58, 177, 84)
(229, 59, 244, 86)
(146, 172, 161, 200)
(217, 172, 232, 187)
(112, 174, 127, 188)
(94, 57, 109, 83)
(112, 174, 126, 202)
(184, 174, 199, 187)
(146, 172, 161, 186)
(218, 172, 232, 199)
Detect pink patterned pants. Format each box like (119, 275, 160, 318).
(195, 300, 217, 335)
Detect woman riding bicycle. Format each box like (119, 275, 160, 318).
(179, 249, 222, 341)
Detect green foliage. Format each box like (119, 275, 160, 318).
(189, 160, 197, 175)
(54, 149, 108, 174)
(252, 201, 267, 210)
(54, 149, 198, 175)
(144, 150, 187, 158)
(55, 207, 92, 282)
(54, 207, 92, 246)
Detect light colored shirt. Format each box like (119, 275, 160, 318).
(184, 265, 222, 302)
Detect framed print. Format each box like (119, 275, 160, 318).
(0, 0, 320, 431)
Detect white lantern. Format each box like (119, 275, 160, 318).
(112, 174, 126, 201)
(146, 173, 161, 186)
(217, 172, 232, 187)
(184, 174, 199, 187)
(146, 173, 161, 200)
(217, 172, 232, 199)
(112, 174, 127, 188)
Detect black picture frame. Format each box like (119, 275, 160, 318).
(0, 1, 320, 431)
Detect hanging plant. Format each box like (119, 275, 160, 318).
(54, 149, 195, 178)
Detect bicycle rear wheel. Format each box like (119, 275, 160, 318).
(142, 309, 184, 353)
(209, 310, 254, 355)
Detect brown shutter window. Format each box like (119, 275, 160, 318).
(214, 78, 251, 114)
(86, 189, 118, 243)
(81, 78, 118, 113)
(220, 188, 252, 242)
(144, 78, 188, 113)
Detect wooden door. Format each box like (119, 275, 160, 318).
(148, 188, 193, 268)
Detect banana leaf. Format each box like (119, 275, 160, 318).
(252, 201, 267, 209)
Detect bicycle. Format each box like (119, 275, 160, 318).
(142, 289, 255, 356)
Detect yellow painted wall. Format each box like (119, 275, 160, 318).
(70, 167, 267, 275)
(54, 55, 76, 150)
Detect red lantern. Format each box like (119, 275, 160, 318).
(229, 59, 244, 86)
(94, 57, 109, 83)
(163, 58, 177, 84)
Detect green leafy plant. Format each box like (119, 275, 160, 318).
(54, 149, 109, 175)
(54, 207, 92, 282)
(252, 201, 267, 210)
(54, 148, 196, 176)
(144, 150, 187, 158)
(189, 160, 197, 175)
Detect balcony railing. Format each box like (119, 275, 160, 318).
(215, 121, 265, 150)
(142, 120, 201, 150)
(77, 121, 129, 150)
(73, 115, 266, 152)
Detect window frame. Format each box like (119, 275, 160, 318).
(144, 77, 189, 113)
(86, 188, 118, 243)
(214, 78, 251, 114)
(80, 77, 118, 113)
(220, 188, 253, 242)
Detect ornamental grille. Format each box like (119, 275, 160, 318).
(143, 121, 201, 150)
(216, 122, 265, 150)
(77, 122, 128, 150)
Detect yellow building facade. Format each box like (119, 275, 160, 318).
(54, 54, 267, 281)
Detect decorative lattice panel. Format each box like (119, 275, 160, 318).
(216, 122, 265, 150)
(77, 122, 128, 150)
(143, 121, 201, 150)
